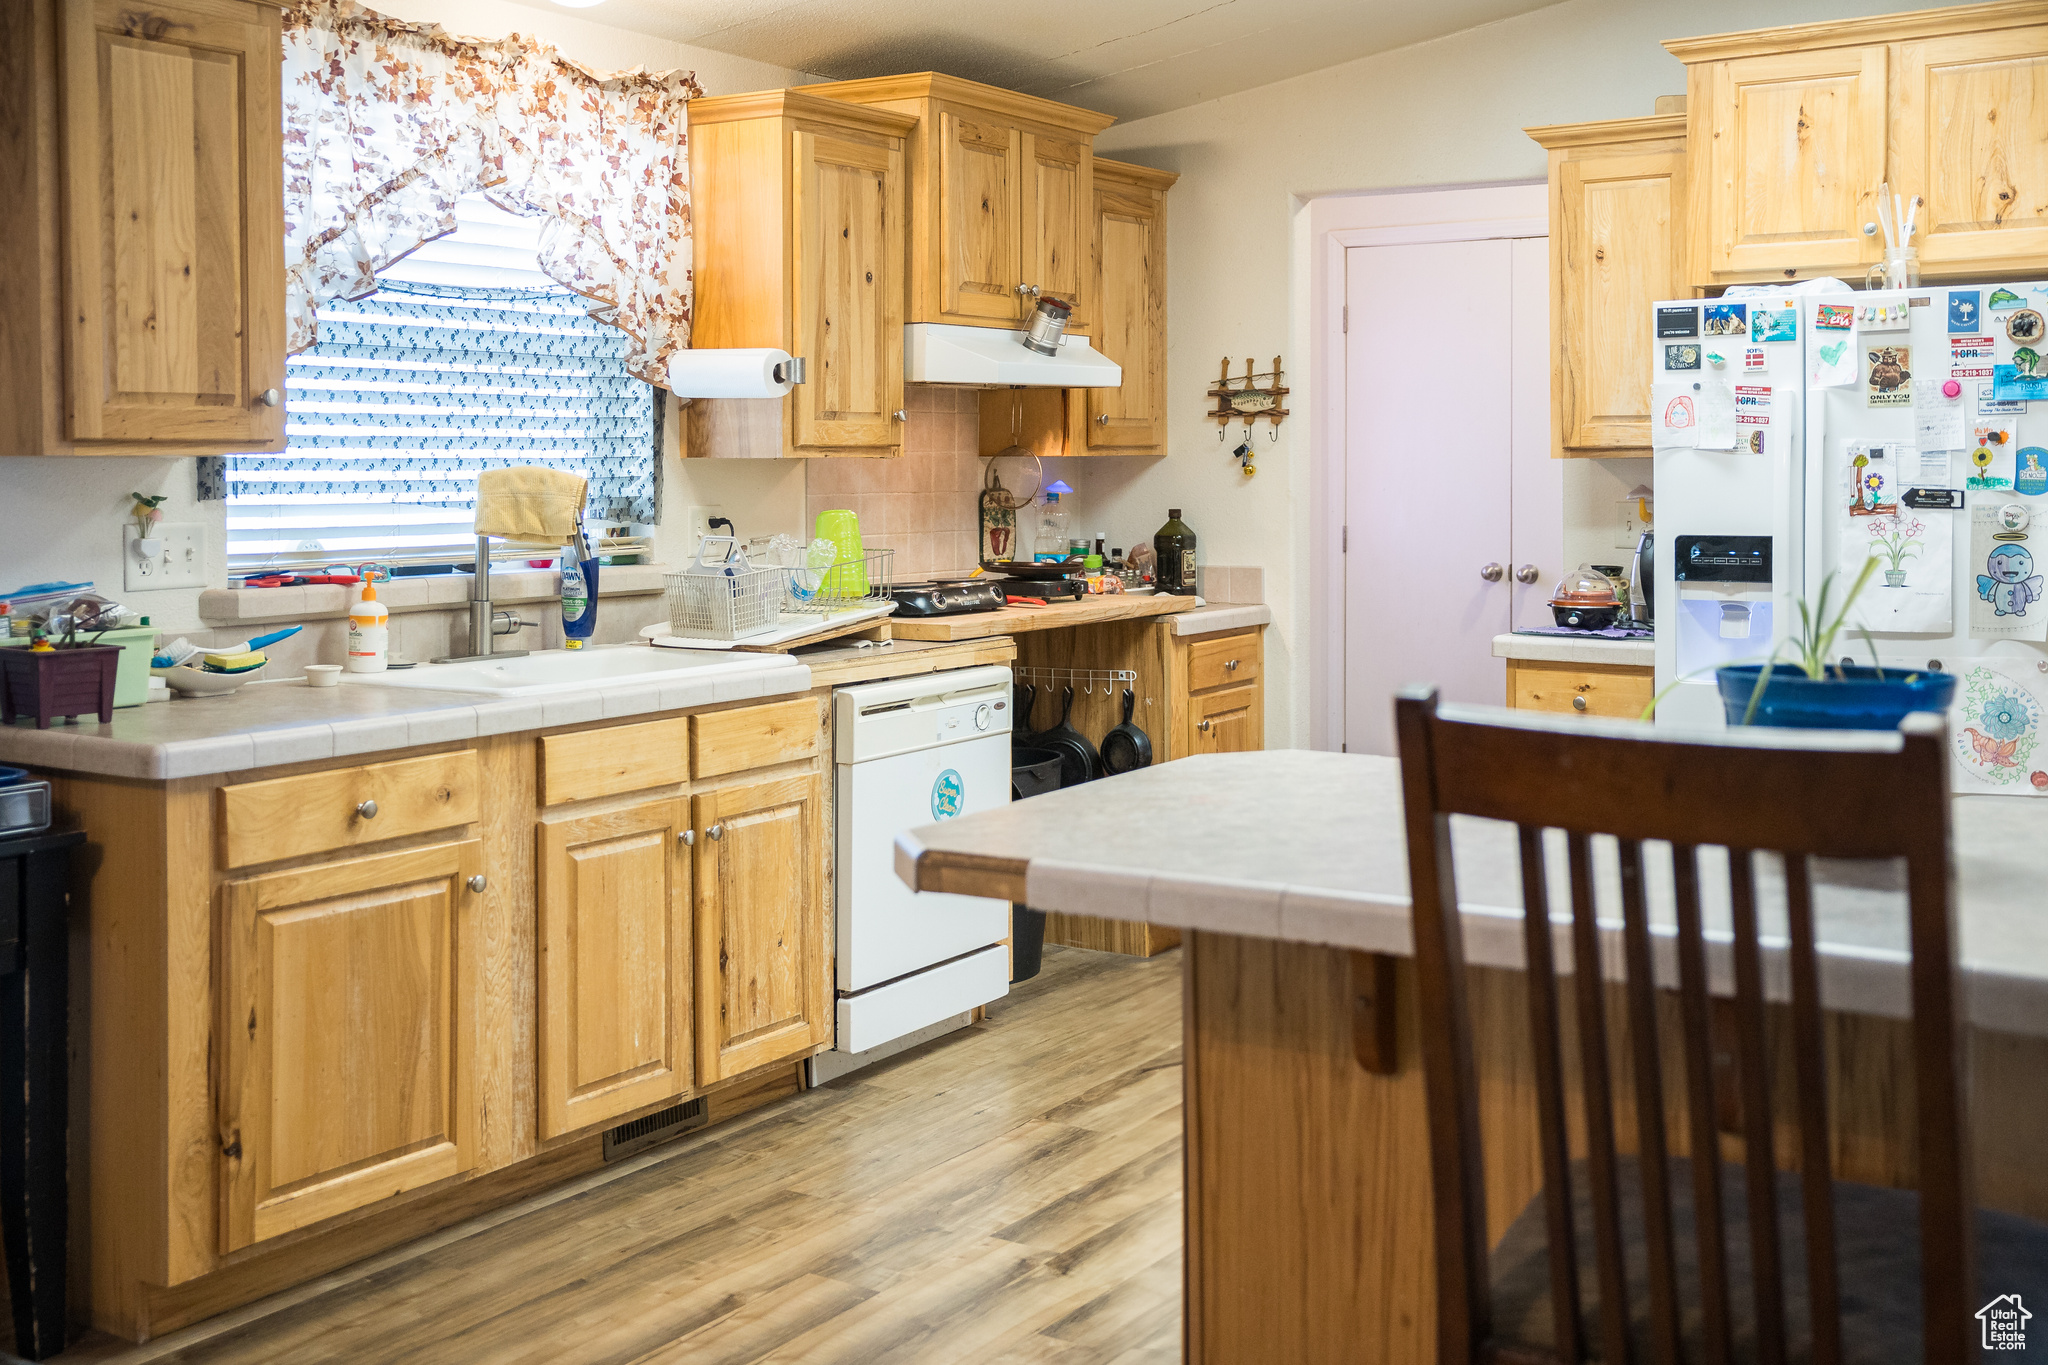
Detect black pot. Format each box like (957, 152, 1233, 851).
(1549, 602, 1622, 630)
(1011, 747, 1063, 801)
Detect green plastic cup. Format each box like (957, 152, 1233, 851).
(813, 509, 869, 599)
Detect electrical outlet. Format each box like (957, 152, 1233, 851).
(124, 523, 206, 591)
(686, 504, 725, 553)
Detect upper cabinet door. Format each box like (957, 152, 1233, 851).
(1895, 26, 2048, 275)
(60, 0, 284, 447)
(938, 112, 1023, 324)
(1556, 148, 1686, 454)
(792, 128, 905, 451)
(1085, 181, 1166, 451)
(1692, 46, 1887, 283)
(1021, 133, 1090, 330)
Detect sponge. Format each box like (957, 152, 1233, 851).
(202, 649, 268, 673)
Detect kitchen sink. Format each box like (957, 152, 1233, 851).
(345, 644, 786, 698)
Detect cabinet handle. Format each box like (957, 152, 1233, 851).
(468, 874, 488, 893)
(1862, 221, 1880, 237)
(355, 799, 378, 820)
(1514, 564, 1540, 585)
(1015, 283, 1040, 297)
(259, 387, 281, 408)
(1198, 719, 1212, 733)
(1479, 562, 1504, 583)
(680, 828, 695, 846)
(1097, 413, 1109, 425)
(707, 823, 723, 841)
(1572, 696, 1589, 712)
(1224, 659, 1239, 671)
(893, 410, 906, 422)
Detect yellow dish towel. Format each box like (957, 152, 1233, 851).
(473, 466, 588, 545)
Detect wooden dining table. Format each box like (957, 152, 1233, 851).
(896, 749, 2048, 1364)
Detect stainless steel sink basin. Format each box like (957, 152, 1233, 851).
(345, 645, 785, 698)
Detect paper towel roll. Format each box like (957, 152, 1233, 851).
(664, 348, 798, 398)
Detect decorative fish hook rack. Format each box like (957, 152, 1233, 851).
(1207, 356, 1289, 434)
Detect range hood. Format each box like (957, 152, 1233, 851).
(905, 323, 1122, 387)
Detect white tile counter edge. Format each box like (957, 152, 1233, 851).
(1170, 603, 1272, 637)
(2, 659, 814, 779)
(1492, 633, 1654, 668)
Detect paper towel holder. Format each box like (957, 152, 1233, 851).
(776, 358, 806, 385)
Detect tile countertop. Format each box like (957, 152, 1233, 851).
(897, 750, 2048, 1040)
(1170, 602, 1271, 637)
(0, 651, 813, 780)
(1493, 632, 1654, 668)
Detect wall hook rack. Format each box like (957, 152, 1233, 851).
(1014, 666, 1136, 696)
(1206, 356, 1289, 432)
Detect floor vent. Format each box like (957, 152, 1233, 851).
(602, 1096, 709, 1163)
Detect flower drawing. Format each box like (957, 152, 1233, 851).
(1954, 667, 2042, 785)
(1984, 693, 2030, 742)
(1866, 513, 1925, 577)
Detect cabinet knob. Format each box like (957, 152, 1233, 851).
(707, 823, 724, 841)
(1097, 413, 1109, 425)
(355, 799, 378, 820)
(893, 410, 906, 422)
(468, 874, 488, 893)
(1572, 696, 1589, 713)
(1479, 562, 1505, 583)
(1015, 283, 1040, 297)
(259, 387, 281, 408)
(1514, 564, 1540, 585)
(680, 828, 695, 846)
(1198, 719, 1212, 733)
(1862, 221, 1880, 236)
(1224, 659, 1239, 670)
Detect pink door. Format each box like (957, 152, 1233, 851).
(1342, 234, 1556, 756)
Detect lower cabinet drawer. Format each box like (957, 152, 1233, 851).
(1508, 661, 1655, 719)
(690, 698, 820, 779)
(540, 717, 690, 805)
(1186, 631, 1262, 693)
(220, 751, 480, 869)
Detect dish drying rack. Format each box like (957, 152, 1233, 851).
(662, 536, 894, 643)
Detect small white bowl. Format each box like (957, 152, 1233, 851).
(155, 664, 257, 697)
(303, 665, 342, 688)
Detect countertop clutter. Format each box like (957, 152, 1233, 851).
(899, 749, 2048, 1038)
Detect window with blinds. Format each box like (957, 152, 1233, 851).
(208, 229, 660, 572)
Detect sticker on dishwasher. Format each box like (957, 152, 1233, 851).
(931, 769, 964, 820)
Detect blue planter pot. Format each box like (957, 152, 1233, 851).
(1716, 664, 1956, 730)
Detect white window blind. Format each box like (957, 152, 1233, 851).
(207, 201, 660, 572)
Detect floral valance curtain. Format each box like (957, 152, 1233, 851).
(282, 0, 701, 386)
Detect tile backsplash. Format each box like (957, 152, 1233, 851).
(804, 385, 984, 583)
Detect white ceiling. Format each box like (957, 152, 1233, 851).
(505, 0, 1566, 122)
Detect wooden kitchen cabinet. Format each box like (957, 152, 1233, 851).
(686, 90, 913, 459)
(1526, 116, 1687, 458)
(0, 0, 285, 456)
(218, 840, 482, 1252)
(974, 156, 1176, 459)
(537, 799, 692, 1140)
(1668, 2, 2048, 286)
(1505, 658, 1654, 718)
(692, 773, 830, 1084)
(1170, 627, 1265, 759)
(796, 74, 1115, 332)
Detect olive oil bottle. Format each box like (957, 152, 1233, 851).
(1154, 509, 1198, 596)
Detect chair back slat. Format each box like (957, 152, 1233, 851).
(1784, 853, 1842, 1365)
(1515, 824, 1583, 1364)
(1670, 844, 1734, 1365)
(1393, 689, 1971, 1365)
(1727, 848, 1788, 1365)
(1618, 839, 1682, 1365)
(1566, 832, 1633, 1365)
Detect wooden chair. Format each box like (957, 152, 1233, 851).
(1393, 686, 2047, 1365)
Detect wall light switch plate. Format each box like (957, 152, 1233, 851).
(125, 523, 206, 591)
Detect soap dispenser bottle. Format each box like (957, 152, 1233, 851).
(346, 577, 389, 672)
(560, 521, 600, 648)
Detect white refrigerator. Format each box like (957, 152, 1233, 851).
(1652, 280, 2048, 796)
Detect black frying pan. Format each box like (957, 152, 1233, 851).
(1100, 688, 1153, 775)
(1037, 686, 1098, 788)
(1013, 681, 1038, 749)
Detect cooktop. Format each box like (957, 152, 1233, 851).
(889, 581, 1010, 617)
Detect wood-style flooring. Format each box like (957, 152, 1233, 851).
(49, 945, 1184, 1365)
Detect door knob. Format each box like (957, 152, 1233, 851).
(1514, 564, 1540, 585)
(680, 829, 695, 846)
(1479, 563, 1505, 583)
(468, 874, 488, 892)
(707, 823, 723, 841)
(355, 799, 378, 820)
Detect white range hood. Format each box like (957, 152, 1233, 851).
(904, 323, 1122, 388)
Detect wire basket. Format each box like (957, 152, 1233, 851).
(665, 537, 783, 640)
(781, 544, 895, 616)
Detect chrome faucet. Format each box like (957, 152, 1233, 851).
(434, 536, 539, 663)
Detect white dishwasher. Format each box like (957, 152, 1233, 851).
(814, 664, 1014, 1080)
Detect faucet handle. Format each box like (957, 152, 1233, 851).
(492, 611, 540, 636)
